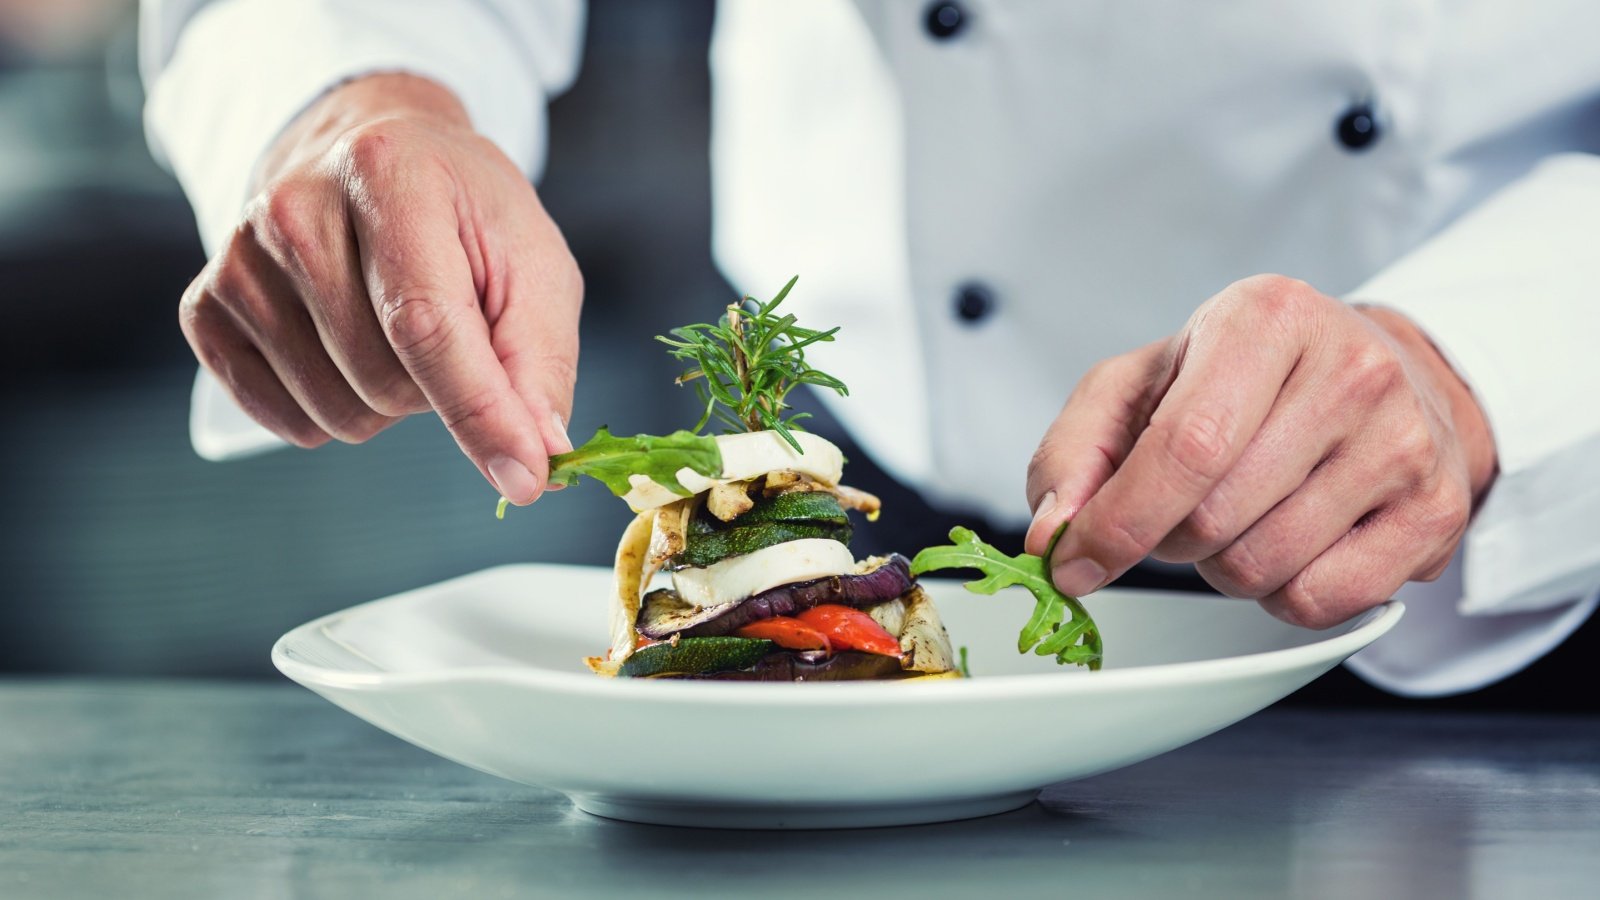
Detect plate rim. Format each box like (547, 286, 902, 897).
(271, 563, 1404, 703)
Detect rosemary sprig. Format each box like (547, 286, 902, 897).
(655, 276, 848, 452)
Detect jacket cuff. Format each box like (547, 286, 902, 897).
(1345, 551, 1598, 696)
(1348, 153, 1600, 615)
(143, 0, 557, 255)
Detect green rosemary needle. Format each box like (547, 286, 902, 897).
(655, 276, 848, 453)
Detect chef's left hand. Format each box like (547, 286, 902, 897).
(1023, 275, 1498, 628)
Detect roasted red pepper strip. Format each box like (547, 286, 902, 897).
(795, 605, 902, 657)
(734, 617, 832, 653)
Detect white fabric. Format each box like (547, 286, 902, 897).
(1346, 553, 1600, 697)
(1349, 155, 1600, 615)
(142, 0, 583, 255)
(143, 0, 1600, 696)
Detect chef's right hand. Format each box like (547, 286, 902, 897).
(178, 73, 580, 506)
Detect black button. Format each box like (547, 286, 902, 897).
(1336, 102, 1380, 151)
(924, 2, 967, 40)
(953, 282, 995, 323)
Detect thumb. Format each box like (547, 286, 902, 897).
(491, 211, 583, 460)
(1023, 340, 1169, 557)
(352, 183, 551, 505)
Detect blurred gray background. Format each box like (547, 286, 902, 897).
(0, 0, 973, 680)
(1, 0, 1590, 709)
(0, 0, 732, 677)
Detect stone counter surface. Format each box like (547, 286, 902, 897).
(2, 679, 1596, 898)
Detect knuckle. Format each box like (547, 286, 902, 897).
(1177, 497, 1235, 554)
(361, 369, 425, 417)
(1155, 408, 1235, 485)
(1207, 541, 1274, 598)
(177, 280, 216, 337)
(1344, 342, 1405, 401)
(1386, 422, 1439, 477)
(1098, 514, 1158, 564)
(341, 123, 404, 176)
(252, 181, 321, 254)
(205, 253, 256, 307)
(281, 422, 332, 450)
(1414, 483, 1470, 542)
(1238, 274, 1318, 323)
(1026, 442, 1059, 489)
(438, 389, 503, 437)
(1263, 579, 1332, 629)
(380, 294, 453, 361)
(539, 350, 581, 395)
(331, 408, 389, 444)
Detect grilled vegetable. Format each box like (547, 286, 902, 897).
(897, 585, 957, 673)
(664, 650, 906, 682)
(674, 520, 852, 568)
(694, 491, 849, 530)
(733, 617, 832, 652)
(795, 605, 902, 657)
(617, 636, 775, 678)
(635, 555, 916, 639)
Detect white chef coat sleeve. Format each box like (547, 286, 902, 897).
(140, 0, 583, 460)
(1342, 152, 1600, 696)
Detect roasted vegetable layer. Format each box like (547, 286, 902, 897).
(637, 555, 915, 639)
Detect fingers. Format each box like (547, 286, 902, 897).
(251, 179, 427, 418)
(1258, 501, 1455, 629)
(179, 281, 330, 449)
(1192, 456, 1385, 600)
(486, 190, 582, 457)
(1152, 376, 1343, 563)
(343, 137, 551, 504)
(208, 231, 397, 444)
(1048, 277, 1316, 595)
(1023, 341, 1168, 557)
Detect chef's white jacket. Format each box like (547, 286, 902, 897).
(141, 0, 1600, 696)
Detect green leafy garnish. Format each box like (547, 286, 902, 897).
(497, 427, 723, 516)
(957, 646, 972, 679)
(550, 427, 722, 496)
(655, 276, 848, 453)
(911, 526, 1103, 670)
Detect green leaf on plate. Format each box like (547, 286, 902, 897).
(910, 526, 1103, 670)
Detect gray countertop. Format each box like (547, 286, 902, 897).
(2, 679, 1596, 899)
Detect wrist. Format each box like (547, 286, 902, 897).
(254, 73, 473, 192)
(1357, 305, 1499, 504)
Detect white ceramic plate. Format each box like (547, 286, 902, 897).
(273, 564, 1401, 829)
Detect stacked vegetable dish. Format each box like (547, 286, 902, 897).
(600, 429, 959, 680)
(500, 278, 1103, 681)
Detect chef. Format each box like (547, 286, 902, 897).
(140, 0, 1600, 696)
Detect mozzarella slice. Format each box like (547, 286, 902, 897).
(621, 431, 844, 512)
(669, 538, 855, 609)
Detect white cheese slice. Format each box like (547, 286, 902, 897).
(620, 431, 844, 512)
(670, 538, 856, 609)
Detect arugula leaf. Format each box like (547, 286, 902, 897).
(910, 526, 1103, 670)
(497, 427, 723, 516)
(551, 427, 723, 496)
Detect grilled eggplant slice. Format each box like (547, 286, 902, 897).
(636, 555, 915, 639)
